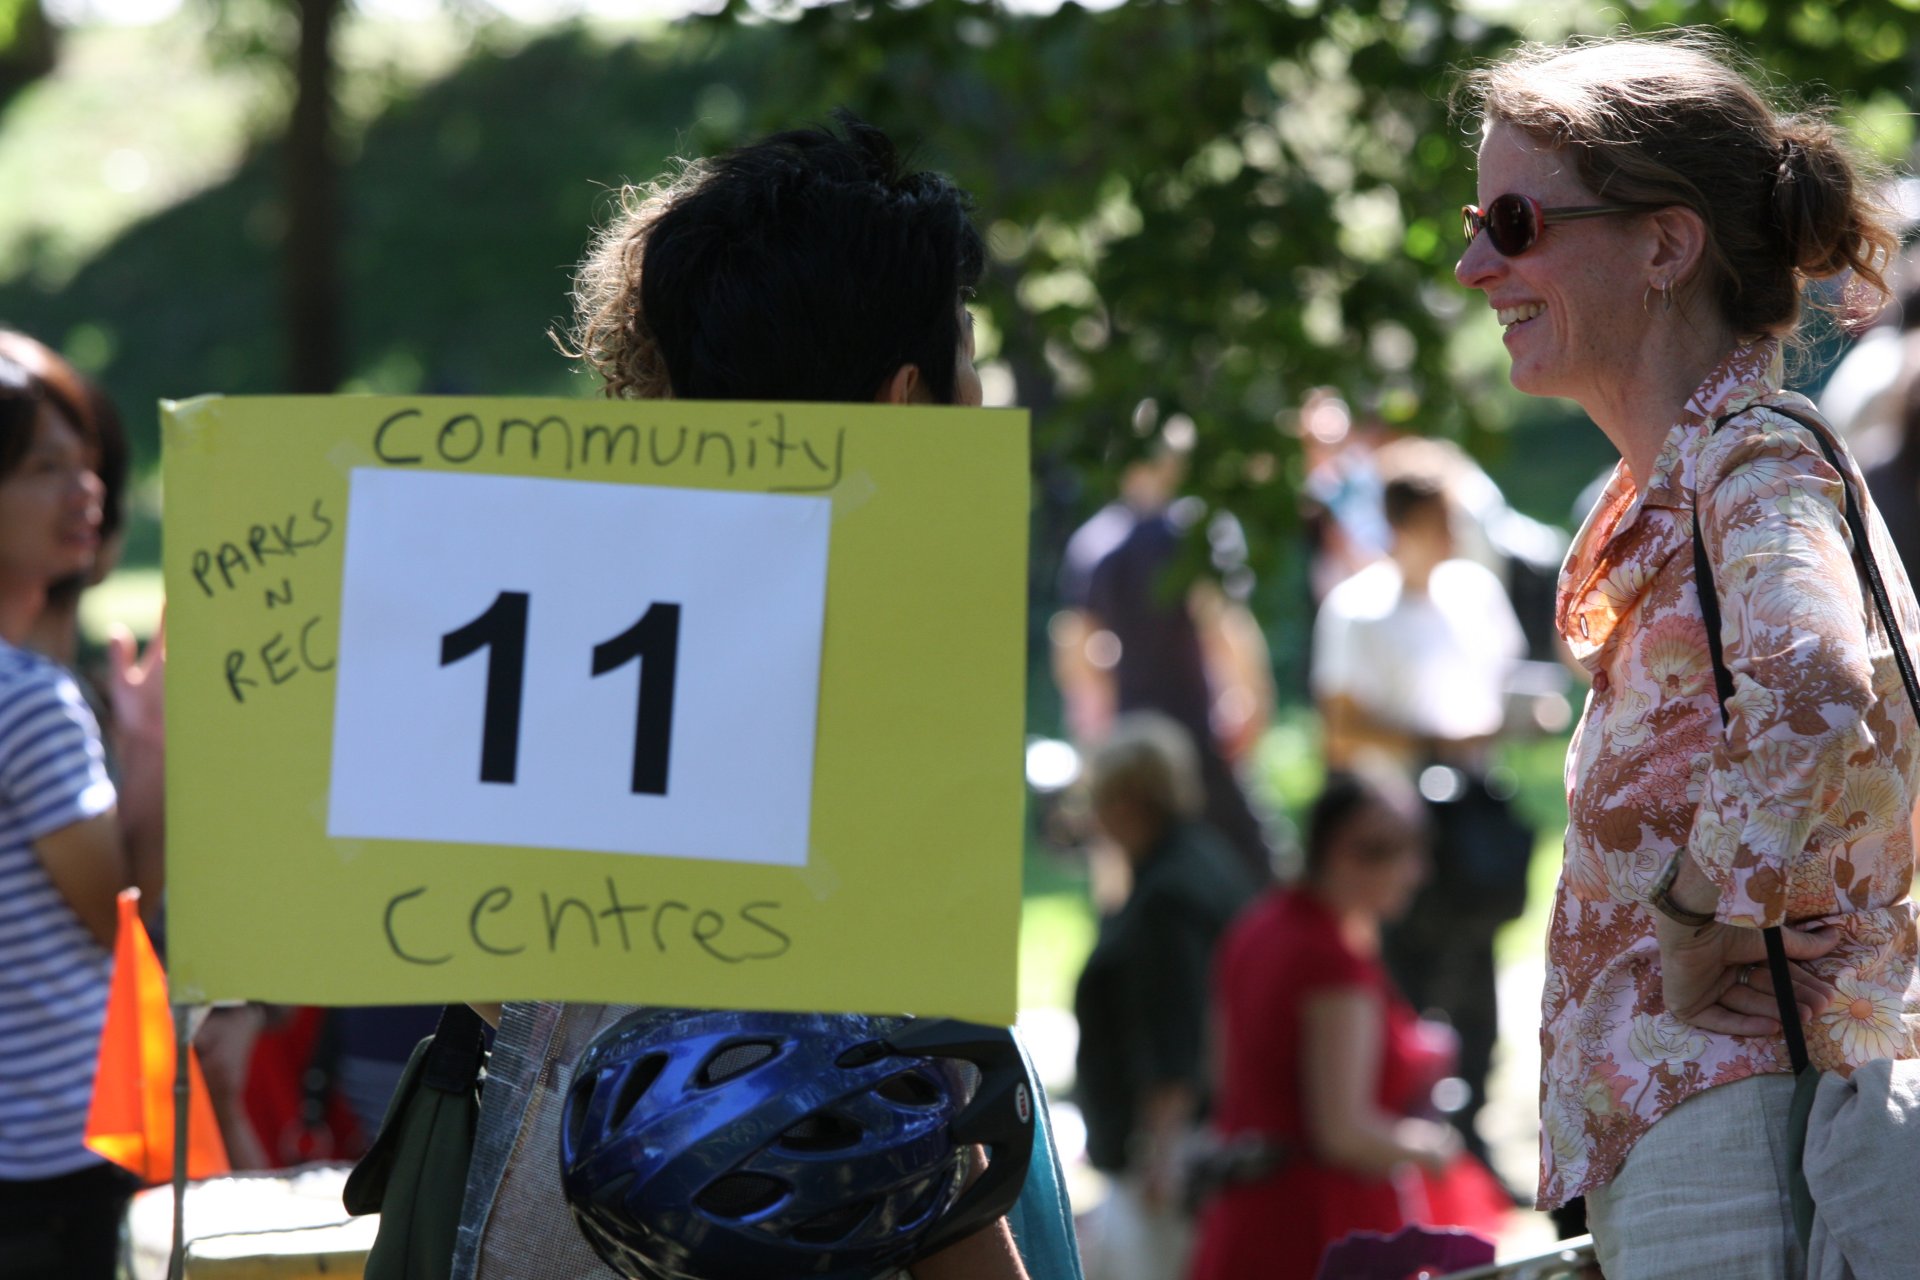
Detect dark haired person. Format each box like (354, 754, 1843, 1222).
(1458, 32, 1914, 1277)
(569, 113, 983, 408)
(0, 350, 160, 1280)
(451, 118, 1076, 1280)
(1190, 770, 1487, 1280)
(1310, 469, 1528, 1177)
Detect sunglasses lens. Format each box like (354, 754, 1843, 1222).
(1486, 195, 1538, 255)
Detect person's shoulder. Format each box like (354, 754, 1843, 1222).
(1218, 886, 1320, 951)
(1063, 502, 1136, 573)
(0, 644, 79, 713)
(1431, 557, 1508, 599)
(1148, 822, 1259, 903)
(1700, 394, 1836, 481)
(1319, 559, 1400, 620)
(1697, 395, 1852, 532)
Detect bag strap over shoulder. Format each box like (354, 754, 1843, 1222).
(1694, 402, 1920, 1074)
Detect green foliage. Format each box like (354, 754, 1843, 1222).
(692, 0, 1542, 583)
(686, 0, 1917, 581)
(0, 22, 779, 468)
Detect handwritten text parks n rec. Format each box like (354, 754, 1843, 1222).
(186, 499, 339, 704)
(372, 407, 848, 493)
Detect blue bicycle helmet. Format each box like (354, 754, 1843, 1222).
(558, 1008, 1036, 1280)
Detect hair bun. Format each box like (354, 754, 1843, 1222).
(1770, 120, 1865, 281)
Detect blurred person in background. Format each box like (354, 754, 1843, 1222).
(1071, 712, 1257, 1280)
(0, 331, 282, 1174)
(1458, 33, 1915, 1276)
(1188, 769, 1505, 1280)
(0, 346, 157, 1280)
(1053, 432, 1276, 888)
(1859, 293, 1920, 577)
(0, 333, 130, 685)
(1300, 393, 1569, 663)
(1310, 469, 1531, 1178)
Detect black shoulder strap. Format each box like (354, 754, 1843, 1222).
(1693, 402, 1920, 1073)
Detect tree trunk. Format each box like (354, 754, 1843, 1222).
(285, 0, 343, 393)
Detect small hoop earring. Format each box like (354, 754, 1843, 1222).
(1662, 280, 1674, 312)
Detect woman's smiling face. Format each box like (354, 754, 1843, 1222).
(1456, 122, 1655, 412)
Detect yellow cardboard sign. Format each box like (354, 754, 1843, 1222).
(163, 397, 1027, 1023)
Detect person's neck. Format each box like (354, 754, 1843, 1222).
(1305, 880, 1381, 956)
(1585, 318, 1742, 492)
(1392, 555, 1437, 596)
(23, 598, 79, 666)
(0, 582, 46, 648)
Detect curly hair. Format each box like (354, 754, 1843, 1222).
(562, 160, 710, 400)
(561, 114, 983, 404)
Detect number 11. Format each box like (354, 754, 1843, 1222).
(439, 593, 682, 795)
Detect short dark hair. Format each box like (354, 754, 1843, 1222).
(1303, 769, 1424, 881)
(0, 331, 120, 540)
(1381, 473, 1448, 530)
(0, 347, 96, 484)
(570, 113, 984, 404)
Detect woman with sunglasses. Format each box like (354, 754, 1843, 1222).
(1455, 33, 1910, 1279)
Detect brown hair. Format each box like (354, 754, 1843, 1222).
(0, 331, 120, 540)
(1087, 712, 1204, 826)
(1460, 31, 1898, 340)
(1381, 471, 1448, 531)
(560, 162, 709, 400)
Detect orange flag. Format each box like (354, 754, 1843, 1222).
(83, 888, 230, 1182)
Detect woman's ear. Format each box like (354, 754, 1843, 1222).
(877, 364, 927, 405)
(1646, 204, 1709, 293)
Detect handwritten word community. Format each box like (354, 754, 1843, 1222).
(372, 407, 848, 493)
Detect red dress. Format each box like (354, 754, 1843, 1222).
(1188, 887, 1491, 1280)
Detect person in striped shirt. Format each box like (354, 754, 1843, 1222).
(0, 342, 163, 1280)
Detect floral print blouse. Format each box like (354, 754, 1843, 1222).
(1541, 340, 1920, 1208)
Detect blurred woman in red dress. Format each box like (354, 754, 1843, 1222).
(1190, 770, 1504, 1280)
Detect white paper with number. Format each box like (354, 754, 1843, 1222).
(327, 469, 830, 865)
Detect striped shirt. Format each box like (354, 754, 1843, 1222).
(0, 641, 117, 1181)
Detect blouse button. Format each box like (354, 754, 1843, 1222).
(1592, 670, 1611, 695)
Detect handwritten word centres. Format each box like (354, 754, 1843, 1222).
(380, 877, 792, 968)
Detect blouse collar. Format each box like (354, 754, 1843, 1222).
(1554, 339, 1783, 664)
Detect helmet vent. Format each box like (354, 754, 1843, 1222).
(776, 1111, 863, 1152)
(610, 1053, 668, 1132)
(790, 1199, 875, 1245)
(698, 1040, 778, 1086)
(875, 1070, 942, 1108)
(900, 1172, 947, 1226)
(953, 1061, 982, 1101)
(696, 1172, 789, 1220)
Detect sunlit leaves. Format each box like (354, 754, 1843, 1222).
(689, 0, 1912, 571)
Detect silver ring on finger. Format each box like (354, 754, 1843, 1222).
(1737, 963, 1756, 988)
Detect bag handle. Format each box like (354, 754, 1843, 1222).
(1692, 403, 1920, 1074)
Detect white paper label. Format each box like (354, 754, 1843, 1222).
(328, 468, 829, 865)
